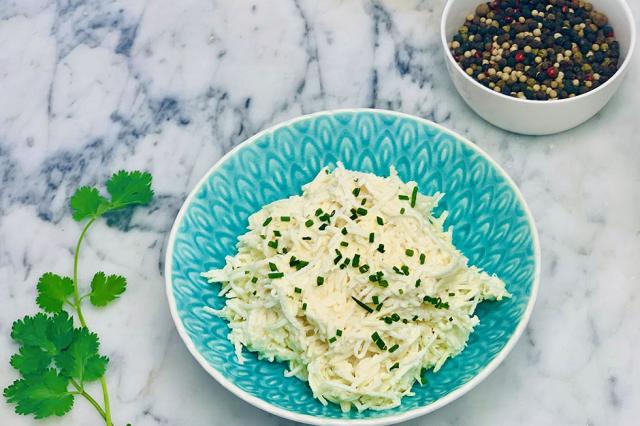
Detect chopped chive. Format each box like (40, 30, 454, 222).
(282, 248, 289, 254)
(378, 279, 389, 288)
(294, 287, 302, 294)
(390, 362, 399, 370)
(356, 207, 367, 216)
(340, 241, 349, 247)
(399, 289, 404, 295)
(412, 315, 419, 321)
(372, 295, 379, 304)
(415, 279, 421, 288)
(352, 187, 361, 197)
(302, 236, 312, 241)
(260, 235, 266, 240)
(302, 303, 307, 310)
(401, 265, 410, 275)
(289, 256, 297, 266)
(402, 319, 408, 324)
(423, 295, 450, 309)
(319, 223, 328, 231)
(273, 230, 281, 237)
(352, 254, 360, 267)
(376, 216, 384, 225)
(262, 217, 272, 226)
(393, 266, 401, 274)
(449, 292, 455, 296)
(375, 303, 383, 311)
(317, 276, 324, 286)
(335, 249, 342, 257)
(398, 194, 409, 200)
(359, 264, 370, 273)
(268, 262, 278, 271)
(405, 249, 414, 257)
(267, 240, 278, 249)
(280, 216, 290, 222)
(371, 332, 386, 350)
(315, 208, 323, 216)
(305, 219, 314, 227)
(369, 274, 378, 282)
(411, 186, 418, 207)
(340, 258, 350, 269)
(333, 251, 343, 264)
(384, 317, 393, 324)
(352, 296, 374, 313)
(391, 313, 400, 322)
(336, 329, 343, 336)
(377, 244, 385, 253)
(319, 213, 331, 222)
(251, 277, 258, 283)
(420, 253, 426, 265)
(328, 336, 337, 343)
(369, 233, 375, 243)
(400, 207, 405, 214)
(296, 260, 309, 270)
(360, 198, 367, 206)
(341, 227, 348, 235)
(388, 344, 399, 353)
(268, 272, 284, 279)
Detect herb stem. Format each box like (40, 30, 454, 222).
(72, 217, 113, 426)
(70, 378, 107, 420)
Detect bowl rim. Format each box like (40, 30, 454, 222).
(164, 108, 541, 426)
(440, 0, 637, 105)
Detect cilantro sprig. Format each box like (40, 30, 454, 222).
(4, 170, 153, 425)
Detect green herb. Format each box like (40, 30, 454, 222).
(356, 207, 367, 216)
(280, 216, 290, 222)
(316, 276, 325, 286)
(305, 219, 314, 228)
(302, 303, 307, 311)
(405, 249, 414, 257)
(411, 186, 418, 207)
(314, 208, 323, 216)
(267, 240, 278, 249)
(383, 317, 393, 324)
(423, 295, 450, 309)
(351, 297, 373, 313)
(398, 194, 409, 200)
(378, 280, 389, 288)
(339, 258, 350, 269)
(376, 216, 384, 225)
(340, 241, 349, 247)
(251, 277, 258, 284)
(390, 362, 400, 370)
(273, 230, 281, 237)
(419, 253, 426, 265)
(328, 336, 337, 343)
(449, 292, 455, 296)
(400, 265, 410, 276)
(377, 244, 385, 253)
(268, 272, 284, 279)
(400, 207, 405, 214)
(352, 187, 361, 197)
(359, 264, 370, 273)
(391, 313, 400, 322)
(262, 217, 272, 226)
(371, 332, 386, 350)
(318, 223, 328, 231)
(388, 344, 399, 353)
(415, 279, 421, 288)
(375, 303, 383, 311)
(336, 329, 343, 336)
(268, 262, 278, 272)
(369, 233, 375, 243)
(360, 198, 367, 206)
(4, 170, 153, 425)
(294, 287, 302, 294)
(341, 227, 348, 235)
(302, 236, 312, 241)
(352, 254, 360, 267)
(372, 295, 379, 304)
(412, 315, 419, 321)
(282, 247, 289, 254)
(295, 260, 309, 270)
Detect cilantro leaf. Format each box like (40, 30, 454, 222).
(4, 369, 74, 419)
(36, 273, 74, 313)
(11, 312, 74, 355)
(55, 328, 108, 384)
(106, 170, 154, 209)
(10, 347, 51, 377)
(89, 272, 126, 307)
(69, 186, 109, 221)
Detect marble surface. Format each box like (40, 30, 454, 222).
(0, 0, 638, 425)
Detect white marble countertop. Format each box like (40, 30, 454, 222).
(1, 0, 639, 425)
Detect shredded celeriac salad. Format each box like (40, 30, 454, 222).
(203, 164, 510, 412)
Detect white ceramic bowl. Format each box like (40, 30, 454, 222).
(441, 0, 636, 135)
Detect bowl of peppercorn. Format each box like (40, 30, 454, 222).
(441, 0, 635, 135)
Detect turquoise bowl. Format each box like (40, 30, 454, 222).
(165, 109, 540, 425)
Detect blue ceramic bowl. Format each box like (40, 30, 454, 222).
(165, 109, 540, 425)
